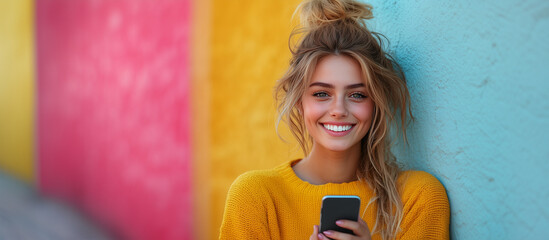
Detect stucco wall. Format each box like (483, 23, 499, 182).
(367, 0, 549, 239)
(2, 0, 547, 238)
(36, 1, 192, 239)
(209, 0, 303, 238)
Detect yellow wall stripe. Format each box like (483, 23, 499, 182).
(209, 0, 303, 238)
(0, 0, 35, 183)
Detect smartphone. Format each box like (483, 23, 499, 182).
(319, 195, 361, 235)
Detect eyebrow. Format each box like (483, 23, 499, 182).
(309, 82, 366, 89)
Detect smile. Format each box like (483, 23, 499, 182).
(322, 124, 353, 132)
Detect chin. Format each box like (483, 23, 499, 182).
(321, 143, 357, 153)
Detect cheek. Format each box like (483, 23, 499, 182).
(351, 101, 374, 123)
(301, 99, 325, 124)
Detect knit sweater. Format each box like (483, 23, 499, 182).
(219, 160, 450, 239)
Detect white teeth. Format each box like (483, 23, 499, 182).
(323, 124, 352, 132)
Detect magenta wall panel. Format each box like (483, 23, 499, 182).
(36, 0, 192, 239)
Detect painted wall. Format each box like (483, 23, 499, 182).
(208, 0, 303, 238)
(0, 0, 35, 182)
(36, 0, 192, 239)
(5, 0, 546, 239)
(190, 1, 213, 239)
(368, 0, 549, 239)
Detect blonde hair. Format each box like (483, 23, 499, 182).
(274, 0, 412, 239)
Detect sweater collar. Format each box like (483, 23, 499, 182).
(276, 159, 371, 194)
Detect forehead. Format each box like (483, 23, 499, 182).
(309, 54, 365, 86)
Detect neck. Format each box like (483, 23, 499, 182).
(293, 143, 361, 185)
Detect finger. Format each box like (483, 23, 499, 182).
(333, 219, 372, 239)
(357, 218, 371, 233)
(309, 225, 320, 240)
(335, 220, 364, 235)
(322, 230, 355, 240)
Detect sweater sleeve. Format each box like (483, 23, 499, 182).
(397, 171, 450, 240)
(219, 172, 271, 239)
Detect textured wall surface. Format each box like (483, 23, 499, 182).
(209, 0, 303, 238)
(36, 0, 192, 239)
(0, 0, 35, 182)
(368, 0, 549, 239)
(5, 0, 546, 238)
(191, 0, 212, 239)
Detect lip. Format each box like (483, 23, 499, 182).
(320, 122, 355, 137)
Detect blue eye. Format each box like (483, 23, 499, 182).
(350, 92, 367, 99)
(313, 92, 329, 98)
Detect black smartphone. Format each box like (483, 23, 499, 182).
(319, 195, 361, 236)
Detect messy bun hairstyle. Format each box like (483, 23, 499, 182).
(275, 0, 411, 239)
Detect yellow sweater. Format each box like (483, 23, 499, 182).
(220, 160, 450, 239)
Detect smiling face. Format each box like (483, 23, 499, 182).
(301, 54, 374, 153)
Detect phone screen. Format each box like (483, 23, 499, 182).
(319, 195, 361, 235)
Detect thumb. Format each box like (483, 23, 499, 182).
(309, 225, 320, 240)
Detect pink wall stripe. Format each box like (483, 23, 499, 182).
(36, 0, 192, 239)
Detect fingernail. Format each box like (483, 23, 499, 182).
(336, 220, 343, 225)
(323, 231, 333, 235)
(317, 233, 324, 239)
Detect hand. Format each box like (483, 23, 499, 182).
(309, 218, 372, 240)
(309, 225, 321, 240)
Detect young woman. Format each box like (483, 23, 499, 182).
(220, 0, 450, 239)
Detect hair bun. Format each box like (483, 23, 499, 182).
(297, 0, 373, 29)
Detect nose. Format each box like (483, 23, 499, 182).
(329, 96, 348, 118)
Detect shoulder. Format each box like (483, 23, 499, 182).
(398, 170, 449, 207)
(396, 171, 451, 238)
(226, 167, 285, 201)
(221, 167, 288, 238)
